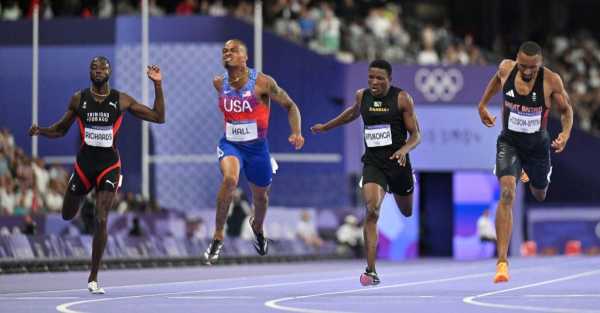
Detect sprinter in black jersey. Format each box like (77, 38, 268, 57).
(28, 57, 165, 294)
(478, 42, 573, 283)
(311, 60, 421, 286)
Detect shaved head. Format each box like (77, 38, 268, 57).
(226, 39, 247, 55)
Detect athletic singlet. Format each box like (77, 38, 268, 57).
(218, 68, 270, 142)
(502, 65, 549, 136)
(75, 88, 123, 150)
(360, 86, 407, 166)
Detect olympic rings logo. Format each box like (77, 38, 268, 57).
(414, 68, 464, 102)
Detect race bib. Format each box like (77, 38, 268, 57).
(508, 111, 541, 133)
(226, 121, 258, 142)
(84, 126, 113, 147)
(364, 124, 392, 147)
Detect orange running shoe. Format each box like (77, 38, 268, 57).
(494, 262, 510, 283)
(520, 170, 530, 183)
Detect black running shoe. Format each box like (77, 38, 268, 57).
(204, 239, 223, 264)
(360, 268, 380, 286)
(249, 218, 268, 256)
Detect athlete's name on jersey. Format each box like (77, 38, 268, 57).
(509, 116, 540, 128)
(223, 98, 253, 113)
(369, 107, 389, 112)
(365, 132, 391, 140)
(504, 101, 542, 113)
(231, 127, 252, 136)
(85, 132, 112, 141)
(86, 112, 110, 122)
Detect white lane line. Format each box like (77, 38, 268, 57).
(55, 275, 385, 313)
(167, 296, 255, 300)
(0, 297, 81, 300)
(264, 272, 492, 313)
(463, 269, 600, 313)
(55, 265, 487, 313)
(5, 261, 469, 297)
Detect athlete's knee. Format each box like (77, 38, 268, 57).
(253, 191, 268, 204)
(500, 187, 515, 204)
(531, 187, 547, 202)
(222, 174, 238, 189)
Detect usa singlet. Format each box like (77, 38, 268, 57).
(217, 68, 274, 187)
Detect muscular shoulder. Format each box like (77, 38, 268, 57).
(355, 89, 365, 103)
(256, 72, 274, 88)
(69, 91, 83, 110)
(397, 90, 414, 110)
(498, 59, 515, 78)
(544, 67, 563, 88)
(213, 75, 224, 92)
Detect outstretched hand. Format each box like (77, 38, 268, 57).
(551, 132, 569, 153)
(310, 123, 327, 134)
(147, 65, 162, 82)
(28, 124, 40, 136)
(289, 133, 305, 150)
(478, 106, 496, 127)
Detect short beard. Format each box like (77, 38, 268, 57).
(91, 76, 109, 88)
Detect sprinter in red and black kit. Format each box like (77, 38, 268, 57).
(478, 42, 573, 284)
(29, 56, 165, 294)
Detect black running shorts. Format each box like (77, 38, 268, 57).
(495, 130, 552, 189)
(361, 162, 414, 196)
(67, 148, 121, 195)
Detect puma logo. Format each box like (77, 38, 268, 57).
(108, 101, 118, 109)
(105, 180, 116, 188)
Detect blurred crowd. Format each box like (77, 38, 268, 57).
(0, 128, 70, 216)
(547, 34, 600, 135)
(0, 128, 159, 218)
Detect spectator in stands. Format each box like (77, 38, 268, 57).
(315, 2, 341, 54)
(336, 214, 363, 258)
(417, 26, 439, 65)
(0, 175, 17, 215)
(128, 217, 145, 237)
(45, 178, 64, 213)
(1, 0, 22, 20)
(176, 0, 197, 15)
(477, 208, 496, 257)
(21, 215, 37, 235)
(296, 210, 323, 248)
(186, 216, 208, 240)
(32, 158, 49, 195)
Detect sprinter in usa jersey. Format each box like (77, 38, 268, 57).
(204, 39, 304, 264)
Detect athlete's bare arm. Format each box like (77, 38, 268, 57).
(262, 74, 304, 150)
(310, 89, 363, 133)
(478, 59, 514, 127)
(547, 70, 573, 153)
(390, 91, 421, 167)
(120, 65, 165, 124)
(28, 93, 79, 138)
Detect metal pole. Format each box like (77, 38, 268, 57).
(254, 0, 263, 72)
(141, 0, 150, 198)
(32, 0, 39, 157)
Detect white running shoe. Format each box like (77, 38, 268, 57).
(87, 281, 105, 294)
